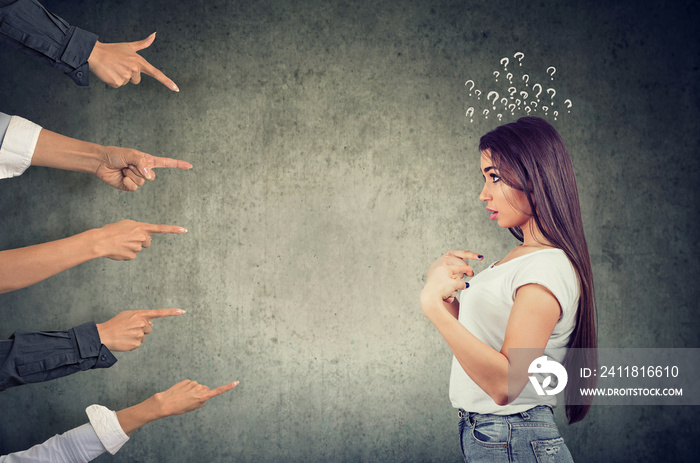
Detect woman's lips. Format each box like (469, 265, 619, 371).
(487, 208, 498, 220)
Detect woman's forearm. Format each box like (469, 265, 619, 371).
(115, 396, 164, 436)
(31, 128, 106, 174)
(0, 229, 102, 293)
(421, 291, 513, 404)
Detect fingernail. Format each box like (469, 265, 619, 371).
(178, 227, 188, 233)
(464, 282, 470, 289)
(144, 168, 152, 179)
(176, 309, 185, 314)
(478, 255, 483, 259)
(171, 83, 180, 92)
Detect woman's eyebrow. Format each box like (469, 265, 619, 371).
(483, 166, 496, 173)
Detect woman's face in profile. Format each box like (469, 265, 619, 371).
(479, 151, 532, 230)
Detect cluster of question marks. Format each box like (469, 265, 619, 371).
(464, 52, 573, 123)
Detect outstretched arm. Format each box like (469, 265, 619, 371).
(116, 380, 239, 435)
(0, 220, 187, 294)
(0, 1, 175, 89)
(1, 113, 191, 188)
(32, 127, 192, 191)
(0, 380, 238, 462)
(0, 309, 184, 391)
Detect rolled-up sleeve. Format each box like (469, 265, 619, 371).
(0, 113, 42, 179)
(0, 322, 117, 392)
(0, 0, 98, 85)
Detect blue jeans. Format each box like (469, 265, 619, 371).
(458, 405, 574, 463)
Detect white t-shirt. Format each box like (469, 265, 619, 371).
(449, 248, 579, 414)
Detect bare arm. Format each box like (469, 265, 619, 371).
(116, 380, 239, 435)
(0, 220, 186, 294)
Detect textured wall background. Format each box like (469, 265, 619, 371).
(1, 0, 698, 461)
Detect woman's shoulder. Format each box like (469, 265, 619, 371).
(517, 248, 575, 272)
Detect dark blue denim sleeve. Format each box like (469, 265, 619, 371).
(0, 0, 98, 85)
(0, 321, 117, 391)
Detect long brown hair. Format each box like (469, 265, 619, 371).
(479, 117, 597, 424)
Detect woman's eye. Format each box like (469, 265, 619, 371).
(490, 174, 500, 183)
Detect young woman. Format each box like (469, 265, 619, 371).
(420, 117, 596, 462)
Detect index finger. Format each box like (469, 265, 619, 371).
(206, 381, 239, 400)
(141, 58, 179, 92)
(448, 250, 483, 261)
(149, 155, 193, 170)
(141, 308, 186, 320)
(143, 223, 188, 234)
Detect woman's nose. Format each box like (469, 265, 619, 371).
(479, 183, 490, 202)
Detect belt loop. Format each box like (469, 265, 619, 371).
(520, 410, 530, 420)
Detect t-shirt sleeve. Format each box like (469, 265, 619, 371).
(509, 252, 580, 318)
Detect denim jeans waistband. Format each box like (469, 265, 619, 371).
(457, 405, 554, 425)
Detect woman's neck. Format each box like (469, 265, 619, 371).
(520, 218, 553, 248)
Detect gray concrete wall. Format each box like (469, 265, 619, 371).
(1, 0, 698, 461)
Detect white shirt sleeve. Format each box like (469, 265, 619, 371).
(0, 115, 42, 179)
(0, 405, 129, 462)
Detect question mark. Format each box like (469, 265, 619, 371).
(532, 83, 543, 101)
(525, 106, 532, 114)
(465, 80, 475, 96)
(508, 87, 517, 99)
(466, 107, 475, 123)
(515, 99, 521, 106)
(483, 109, 490, 119)
(547, 88, 556, 101)
(475, 89, 482, 99)
(506, 72, 513, 83)
(508, 103, 516, 113)
(564, 99, 573, 113)
(522, 74, 530, 86)
(547, 66, 556, 80)
(493, 71, 500, 81)
(500, 57, 509, 70)
(487, 91, 499, 110)
(500, 97, 509, 107)
(497, 114, 503, 121)
(530, 100, 538, 110)
(553, 110, 559, 120)
(520, 91, 528, 100)
(514, 52, 524, 66)
(542, 105, 549, 113)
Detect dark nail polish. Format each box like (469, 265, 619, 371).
(464, 282, 470, 289)
(478, 255, 483, 259)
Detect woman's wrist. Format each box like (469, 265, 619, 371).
(420, 286, 446, 318)
(77, 228, 107, 259)
(115, 395, 164, 436)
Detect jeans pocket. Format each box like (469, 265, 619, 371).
(531, 437, 574, 463)
(471, 418, 508, 447)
